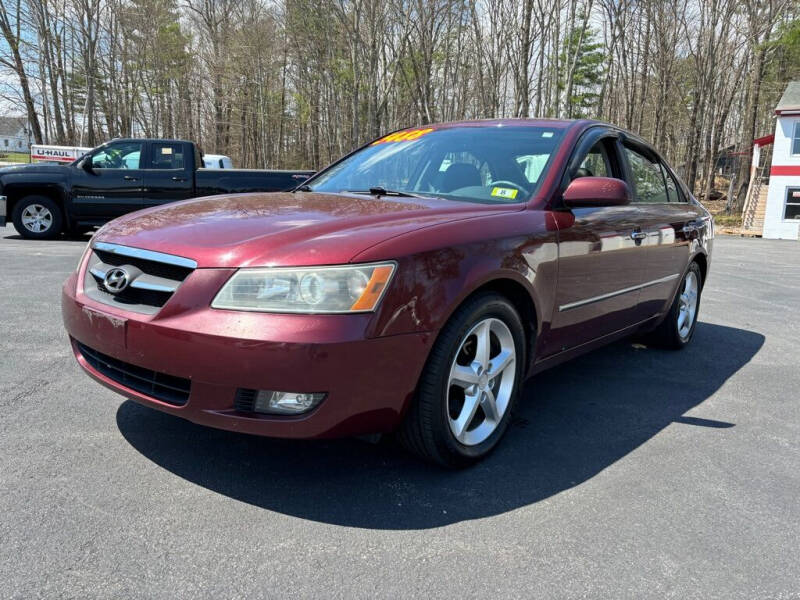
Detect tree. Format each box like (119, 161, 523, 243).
(560, 14, 604, 118)
(0, 0, 44, 143)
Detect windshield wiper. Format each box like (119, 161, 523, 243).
(347, 186, 422, 198)
(294, 184, 312, 192)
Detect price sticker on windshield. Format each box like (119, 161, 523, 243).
(491, 187, 518, 200)
(371, 128, 435, 145)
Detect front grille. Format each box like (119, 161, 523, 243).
(77, 342, 191, 406)
(234, 388, 258, 413)
(83, 243, 196, 315)
(94, 277, 173, 308)
(94, 248, 193, 282)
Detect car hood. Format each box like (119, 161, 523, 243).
(96, 192, 520, 267)
(0, 163, 72, 175)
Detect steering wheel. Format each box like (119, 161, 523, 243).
(490, 180, 529, 194)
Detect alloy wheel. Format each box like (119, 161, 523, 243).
(447, 317, 516, 446)
(21, 204, 54, 233)
(677, 270, 699, 340)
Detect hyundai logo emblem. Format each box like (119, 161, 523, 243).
(103, 267, 130, 293)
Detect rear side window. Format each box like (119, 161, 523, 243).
(623, 146, 669, 203)
(660, 164, 685, 203)
(150, 143, 186, 170)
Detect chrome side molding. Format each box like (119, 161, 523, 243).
(559, 273, 680, 312)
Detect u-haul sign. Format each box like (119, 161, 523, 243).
(31, 144, 92, 163)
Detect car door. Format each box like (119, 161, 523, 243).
(141, 141, 194, 209)
(71, 140, 145, 219)
(619, 141, 707, 322)
(545, 129, 648, 356)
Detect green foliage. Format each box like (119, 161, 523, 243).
(765, 19, 800, 81)
(122, 0, 190, 92)
(559, 16, 605, 118)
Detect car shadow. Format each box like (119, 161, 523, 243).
(2, 233, 92, 241)
(116, 322, 763, 530)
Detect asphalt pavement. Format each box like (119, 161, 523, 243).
(1, 227, 798, 598)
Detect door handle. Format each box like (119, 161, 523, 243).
(123, 175, 139, 181)
(630, 231, 647, 241)
(681, 221, 700, 234)
(681, 220, 704, 240)
(172, 176, 187, 182)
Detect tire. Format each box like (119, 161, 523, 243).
(644, 262, 703, 350)
(398, 292, 526, 468)
(12, 195, 64, 240)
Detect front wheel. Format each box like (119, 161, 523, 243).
(645, 262, 703, 349)
(12, 196, 64, 240)
(398, 292, 526, 468)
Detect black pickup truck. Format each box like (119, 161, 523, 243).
(0, 138, 314, 239)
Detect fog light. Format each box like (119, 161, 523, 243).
(253, 390, 325, 415)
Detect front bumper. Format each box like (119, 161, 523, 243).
(62, 270, 433, 438)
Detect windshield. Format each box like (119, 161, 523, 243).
(308, 125, 565, 204)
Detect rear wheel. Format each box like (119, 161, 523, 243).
(12, 196, 64, 240)
(398, 292, 526, 468)
(645, 262, 702, 349)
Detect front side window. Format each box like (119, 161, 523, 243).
(150, 143, 185, 170)
(575, 142, 612, 178)
(624, 146, 669, 203)
(90, 141, 143, 169)
(308, 126, 565, 204)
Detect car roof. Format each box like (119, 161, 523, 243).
(423, 118, 592, 130)
(106, 138, 194, 144)
(402, 118, 649, 146)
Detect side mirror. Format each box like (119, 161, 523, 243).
(81, 159, 95, 174)
(562, 176, 631, 208)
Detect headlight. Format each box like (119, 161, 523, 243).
(211, 262, 396, 313)
(76, 241, 93, 272)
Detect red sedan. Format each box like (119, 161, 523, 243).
(62, 119, 712, 467)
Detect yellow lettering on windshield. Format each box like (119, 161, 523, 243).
(371, 128, 435, 145)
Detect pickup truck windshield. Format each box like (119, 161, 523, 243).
(308, 126, 564, 204)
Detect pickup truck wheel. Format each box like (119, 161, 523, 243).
(398, 292, 525, 468)
(12, 196, 63, 240)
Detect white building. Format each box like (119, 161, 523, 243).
(0, 116, 32, 153)
(763, 82, 800, 240)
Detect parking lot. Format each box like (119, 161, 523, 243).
(1, 228, 798, 598)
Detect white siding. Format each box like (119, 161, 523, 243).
(763, 116, 800, 240)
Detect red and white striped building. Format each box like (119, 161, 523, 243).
(763, 82, 800, 240)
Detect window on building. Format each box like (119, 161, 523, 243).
(785, 188, 800, 220)
(3, 139, 7, 147)
(794, 122, 800, 155)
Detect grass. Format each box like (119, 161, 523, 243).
(712, 212, 743, 227)
(0, 151, 31, 163)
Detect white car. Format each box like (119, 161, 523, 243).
(202, 154, 234, 169)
